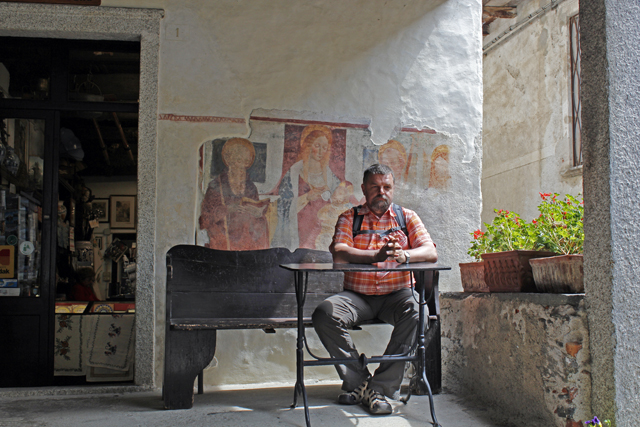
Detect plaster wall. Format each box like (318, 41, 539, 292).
(482, 0, 582, 223)
(441, 292, 591, 426)
(135, 0, 483, 389)
(0, 0, 482, 390)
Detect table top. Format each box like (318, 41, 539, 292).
(280, 262, 451, 272)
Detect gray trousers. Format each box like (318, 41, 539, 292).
(312, 288, 427, 399)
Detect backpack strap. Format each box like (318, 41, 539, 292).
(352, 203, 408, 238)
(352, 205, 365, 237)
(392, 203, 408, 237)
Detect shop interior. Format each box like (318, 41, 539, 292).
(0, 37, 140, 387)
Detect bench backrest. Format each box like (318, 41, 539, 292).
(166, 245, 342, 328)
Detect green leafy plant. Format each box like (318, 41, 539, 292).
(467, 193, 584, 261)
(468, 209, 540, 261)
(468, 229, 490, 261)
(533, 193, 584, 254)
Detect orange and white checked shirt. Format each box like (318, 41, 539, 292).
(332, 204, 433, 295)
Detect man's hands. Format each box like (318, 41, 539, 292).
(332, 236, 436, 265)
(375, 237, 407, 263)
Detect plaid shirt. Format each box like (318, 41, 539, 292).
(333, 204, 433, 295)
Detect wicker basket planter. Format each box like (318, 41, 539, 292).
(530, 254, 584, 293)
(481, 250, 556, 292)
(459, 261, 488, 292)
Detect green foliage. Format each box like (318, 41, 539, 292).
(532, 193, 584, 255)
(468, 209, 541, 261)
(467, 193, 584, 260)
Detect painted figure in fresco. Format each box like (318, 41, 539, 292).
(428, 144, 451, 190)
(199, 138, 269, 250)
(314, 181, 356, 251)
(378, 140, 408, 184)
(378, 139, 410, 203)
(312, 163, 438, 415)
(272, 124, 341, 249)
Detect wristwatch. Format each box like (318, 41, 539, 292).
(403, 250, 410, 264)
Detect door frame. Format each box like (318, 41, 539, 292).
(0, 3, 162, 389)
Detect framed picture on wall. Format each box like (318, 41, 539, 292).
(110, 195, 136, 229)
(92, 198, 110, 223)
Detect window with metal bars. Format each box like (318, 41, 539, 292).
(570, 13, 582, 166)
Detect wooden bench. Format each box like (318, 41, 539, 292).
(163, 245, 442, 410)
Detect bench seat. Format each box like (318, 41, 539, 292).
(170, 318, 306, 330)
(163, 245, 441, 410)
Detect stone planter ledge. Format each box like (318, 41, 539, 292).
(440, 291, 590, 427)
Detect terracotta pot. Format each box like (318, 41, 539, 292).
(530, 254, 584, 293)
(459, 261, 488, 292)
(481, 250, 556, 292)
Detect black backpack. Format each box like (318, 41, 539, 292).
(352, 203, 408, 238)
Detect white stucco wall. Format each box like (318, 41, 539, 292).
(482, 0, 582, 223)
(111, 0, 482, 388)
(0, 0, 483, 390)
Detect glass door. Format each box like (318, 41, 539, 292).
(0, 111, 57, 387)
(1, 36, 140, 387)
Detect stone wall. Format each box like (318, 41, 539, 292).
(581, 0, 640, 422)
(441, 292, 591, 426)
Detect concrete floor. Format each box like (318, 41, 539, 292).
(0, 384, 500, 427)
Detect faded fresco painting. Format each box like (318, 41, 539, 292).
(197, 117, 455, 252)
(366, 132, 452, 207)
(270, 124, 349, 249)
(198, 138, 270, 250)
(428, 144, 451, 190)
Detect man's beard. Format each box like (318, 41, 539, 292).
(370, 196, 390, 213)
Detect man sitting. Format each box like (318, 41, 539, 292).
(312, 163, 437, 415)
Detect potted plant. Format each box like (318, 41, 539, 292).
(529, 193, 584, 293)
(460, 229, 489, 292)
(464, 209, 555, 292)
(479, 209, 555, 292)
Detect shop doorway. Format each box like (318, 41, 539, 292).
(0, 37, 140, 387)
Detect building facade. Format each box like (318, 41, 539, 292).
(0, 0, 483, 391)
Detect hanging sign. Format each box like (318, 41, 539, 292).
(1, 0, 101, 5)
